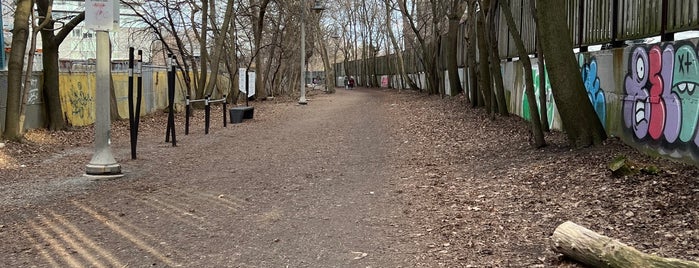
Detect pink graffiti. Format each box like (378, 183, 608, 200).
(648, 46, 665, 140)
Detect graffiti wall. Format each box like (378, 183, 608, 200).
(622, 42, 699, 158)
(506, 58, 562, 130)
(56, 69, 193, 126)
(59, 74, 96, 126)
(0, 72, 45, 132)
(503, 38, 699, 164)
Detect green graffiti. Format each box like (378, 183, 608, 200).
(523, 65, 554, 126)
(672, 44, 699, 142)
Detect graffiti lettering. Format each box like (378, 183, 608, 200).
(623, 43, 696, 146)
(523, 65, 555, 127)
(69, 82, 93, 119)
(27, 78, 40, 104)
(579, 55, 607, 128)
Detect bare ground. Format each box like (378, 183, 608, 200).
(0, 87, 697, 267)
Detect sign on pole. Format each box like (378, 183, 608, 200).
(238, 68, 256, 97)
(85, 0, 117, 31)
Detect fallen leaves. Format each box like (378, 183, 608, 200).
(384, 90, 699, 267)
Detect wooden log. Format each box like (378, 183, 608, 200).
(551, 221, 699, 268)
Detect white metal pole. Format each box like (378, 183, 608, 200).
(86, 31, 121, 176)
(299, 0, 308, 105)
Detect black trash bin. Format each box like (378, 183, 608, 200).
(229, 108, 245, 124)
(243, 107, 254, 119)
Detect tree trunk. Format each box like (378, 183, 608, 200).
(397, 0, 440, 94)
(263, 20, 280, 97)
(424, 41, 441, 95)
(500, 0, 545, 147)
(20, 5, 51, 133)
(488, 0, 508, 116)
(445, 5, 464, 96)
(315, 24, 335, 94)
(204, 0, 235, 97)
(41, 39, 67, 130)
(552, 221, 699, 268)
(465, 1, 479, 107)
(196, 0, 209, 100)
(4, 0, 32, 140)
(227, 15, 239, 103)
(252, 0, 271, 99)
(476, 9, 492, 112)
(537, 0, 606, 147)
(529, 0, 549, 131)
(36, 1, 83, 130)
(383, 0, 411, 91)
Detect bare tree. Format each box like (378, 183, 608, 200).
(486, 0, 508, 115)
(397, 0, 446, 95)
(123, 0, 196, 99)
(314, 20, 336, 93)
(18, 0, 52, 133)
(203, 0, 235, 97)
(35, 0, 84, 130)
(382, 0, 418, 90)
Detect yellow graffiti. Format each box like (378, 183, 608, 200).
(59, 74, 95, 126)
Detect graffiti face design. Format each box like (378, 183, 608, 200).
(624, 47, 651, 139)
(672, 45, 699, 143)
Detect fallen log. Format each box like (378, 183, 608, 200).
(551, 221, 699, 268)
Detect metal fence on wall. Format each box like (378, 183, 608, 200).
(498, 0, 699, 58)
(338, 0, 699, 81)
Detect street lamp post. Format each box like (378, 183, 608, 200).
(331, 35, 340, 88)
(299, 0, 308, 104)
(299, 0, 325, 105)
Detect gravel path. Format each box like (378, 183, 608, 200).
(1, 88, 425, 267)
(1, 87, 696, 267)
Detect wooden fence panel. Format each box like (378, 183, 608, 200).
(667, 0, 699, 33)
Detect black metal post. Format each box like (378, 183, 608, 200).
(660, 0, 673, 42)
(165, 55, 171, 142)
(128, 47, 136, 159)
(223, 95, 227, 127)
(610, 0, 624, 48)
(185, 95, 191, 135)
(205, 95, 211, 134)
(166, 54, 177, 146)
(578, 0, 585, 48)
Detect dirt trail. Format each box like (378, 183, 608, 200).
(1, 88, 425, 267)
(1, 88, 696, 267)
